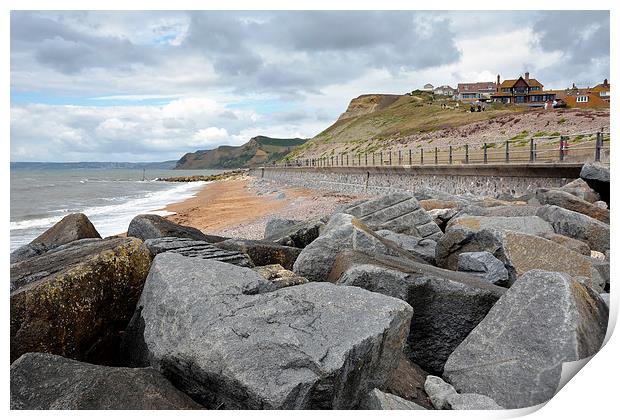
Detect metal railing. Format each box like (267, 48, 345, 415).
(276, 129, 610, 168)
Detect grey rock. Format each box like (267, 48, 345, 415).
(443, 269, 608, 409)
(329, 251, 504, 374)
(214, 238, 301, 270)
(424, 375, 456, 409)
(447, 215, 553, 237)
(457, 251, 509, 286)
(264, 218, 300, 238)
(445, 393, 504, 410)
(360, 389, 426, 410)
(537, 205, 610, 252)
(580, 162, 610, 183)
(10, 353, 201, 410)
(293, 213, 427, 282)
(10, 213, 101, 263)
(343, 192, 443, 241)
(413, 187, 463, 202)
(275, 192, 286, 199)
(580, 162, 609, 204)
(536, 188, 609, 223)
(560, 178, 600, 203)
(128, 214, 224, 242)
(594, 200, 608, 209)
(375, 230, 437, 264)
(264, 217, 326, 248)
(122, 253, 412, 409)
(144, 237, 253, 267)
(589, 258, 610, 293)
(437, 225, 604, 287)
(10, 238, 152, 364)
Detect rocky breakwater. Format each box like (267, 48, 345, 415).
(10, 163, 611, 410)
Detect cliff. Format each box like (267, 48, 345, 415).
(175, 136, 308, 169)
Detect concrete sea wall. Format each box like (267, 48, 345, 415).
(250, 164, 582, 197)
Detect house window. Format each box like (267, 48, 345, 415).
(600, 91, 609, 97)
(576, 96, 589, 103)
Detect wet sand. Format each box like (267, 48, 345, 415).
(163, 176, 362, 239)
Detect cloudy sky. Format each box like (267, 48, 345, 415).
(10, 10, 610, 162)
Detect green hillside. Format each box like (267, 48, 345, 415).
(175, 136, 308, 169)
(285, 92, 527, 160)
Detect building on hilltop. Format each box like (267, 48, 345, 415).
(490, 73, 556, 105)
(422, 83, 434, 91)
(433, 85, 456, 97)
(548, 79, 610, 108)
(457, 81, 496, 100)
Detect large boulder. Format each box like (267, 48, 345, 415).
(127, 214, 223, 242)
(457, 251, 509, 286)
(443, 270, 608, 409)
(264, 217, 326, 248)
(375, 230, 437, 264)
(560, 178, 600, 203)
(122, 253, 412, 409)
(343, 192, 443, 241)
(579, 162, 610, 205)
(360, 389, 426, 410)
(537, 205, 610, 253)
(447, 215, 553, 237)
(536, 188, 609, 223)
(293, 213, 427, 282)
(10, 213, 101, 263)
(580, 162, 609, 205)
(144, 237, 253, 267)
(329, 250, 504, 374)
(10, 238, 151, 364)
(436, 226, 604, 287)
(214, 238, 301, 270)
(10, 353, 201, 410)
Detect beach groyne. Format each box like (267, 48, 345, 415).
(251, 163, 583, 197)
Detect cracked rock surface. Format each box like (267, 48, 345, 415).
(122, 253, 413, 409)
(443, 269, 608, 409)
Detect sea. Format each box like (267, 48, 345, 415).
(10, 168, 224, 252)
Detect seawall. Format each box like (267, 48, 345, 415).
(250, 164, 582, 197)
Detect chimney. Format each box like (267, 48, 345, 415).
(524, 72, 530, 81)
(604, 78, 608, 86)
(497, 74, 500, 91)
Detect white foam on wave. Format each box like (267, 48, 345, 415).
(10, 181, 208, 251)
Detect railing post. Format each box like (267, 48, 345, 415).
(560, 135, 567, 161)
(435, 147, 438, 164)
(346, 154, 349, 166)
(398, 150, 402, 165)
(420, 148, 424, 165)
(484, 143, 488, 164)
(380, 151, 383, 166)
(595, 132, 602, 162)
(372, 153, 375, 166)
(505, 141, 510, 163)
(365, 153, 368, 166)
(449, 146, 453, 164)
(465, 144, 469, 164)
(409, 149, 412, 165)
(529, 139, 534, 162)
(389, 151, 392, 166)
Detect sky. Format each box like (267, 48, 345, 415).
(10, 10, 610, 162)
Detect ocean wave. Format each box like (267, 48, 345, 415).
(10, 181, 207, 250)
